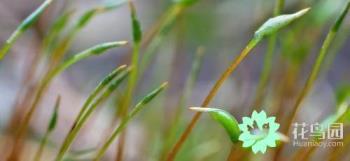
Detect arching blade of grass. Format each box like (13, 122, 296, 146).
(115, 1, 142, 160)
(48, 7, 106, 66)
(55, 68, 131, 161)
(8, 41, 127, 160)
(74, 65, 127, 127)
(93, 82, 168, 161)
(166, 8, 310, 161)
(189, 107, 240, 142)
(0, 0, 53, 60)
(7, 9, 74, 143)
(47, 1, 126, 66)
(33, 95, 61, 161)
(275, 2, 350, 160)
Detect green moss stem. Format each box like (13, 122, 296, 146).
(54, 68, 130, 161)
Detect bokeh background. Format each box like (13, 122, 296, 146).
(0, 0, 350, 160)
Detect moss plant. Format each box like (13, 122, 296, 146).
(42, 10, 75, 54)
(33, 95, 61, 161)
(189, 107, 240, 142)
(55, 67, 131, 161)
(274, 1, 350, 160)
(254, 0, 285, 108)
(73, 65, 127, 126)
(161, 47, 204, 158)
(0, 0, 53, 60)
(283, 0, 350, 134)
(115, 1, 143, 160)
(93, 82, 168, 161)
(139, 0, 202, 73)
(3, 1, 350, 161)
(8, 41, 127, 160)
(291, 85, 350, 160)
(166, 8, 310, 161)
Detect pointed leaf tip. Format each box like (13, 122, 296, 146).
(160, 82, 169, 88)
(254, 8, 310, 39)
(48, 95, 61, 132)
(189, 107, 240, 142)
(189, 107, 215, 112)
(128, 0, 142, 44)
(91, 41, 128, 55)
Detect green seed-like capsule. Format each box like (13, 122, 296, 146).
(0, 0, 54, 60)
(254, 8, 310, 40)
(190, 107, 240, 142)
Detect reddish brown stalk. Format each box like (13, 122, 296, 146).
(274, 3, 350, 160)
(166, 38, 259, 161)
(115, 4, 186, 161)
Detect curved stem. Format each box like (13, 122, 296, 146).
(94, 82, 168, 161)
(275, 2, 350, 160)
(7, 42, 126, 161)
(54, 69, 130, 161)
(254, 0, 284, 108)
(166, 37, 261, 161)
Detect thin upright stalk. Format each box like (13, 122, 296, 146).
(254, 0, 284, 108)
(139, 4, 185, 72)
(94, 82, 168, 161)
(0, 0, 53, 60)
(166, 38, 260, 161)
(283, 0, 350, 135)
(33, 132, 50, 161)
(7, 41, 127, 161)
(115, 1, 142, 160)
(161, 47, 204, 159)
(54, 68, 130, 161)
(275, 1, 350, 160)
(33, 96, 61, 161)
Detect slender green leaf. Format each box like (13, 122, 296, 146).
(190, 107, 240, 142)
(16, 41, 128, 159)
(33, 95, 60, 161)
(173, 0, 199, 6)
(76, 9, 101, 30)
(50, 41, 127, 78)
(43, 10, 75, 54)
(94, 82, 168, 160)
(55, 69, 131, 161)
(74, 65, 127, 127)
(128, 1, 142, 44)
(48, 95, 61, 132)
(0, 0, 54, 59)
